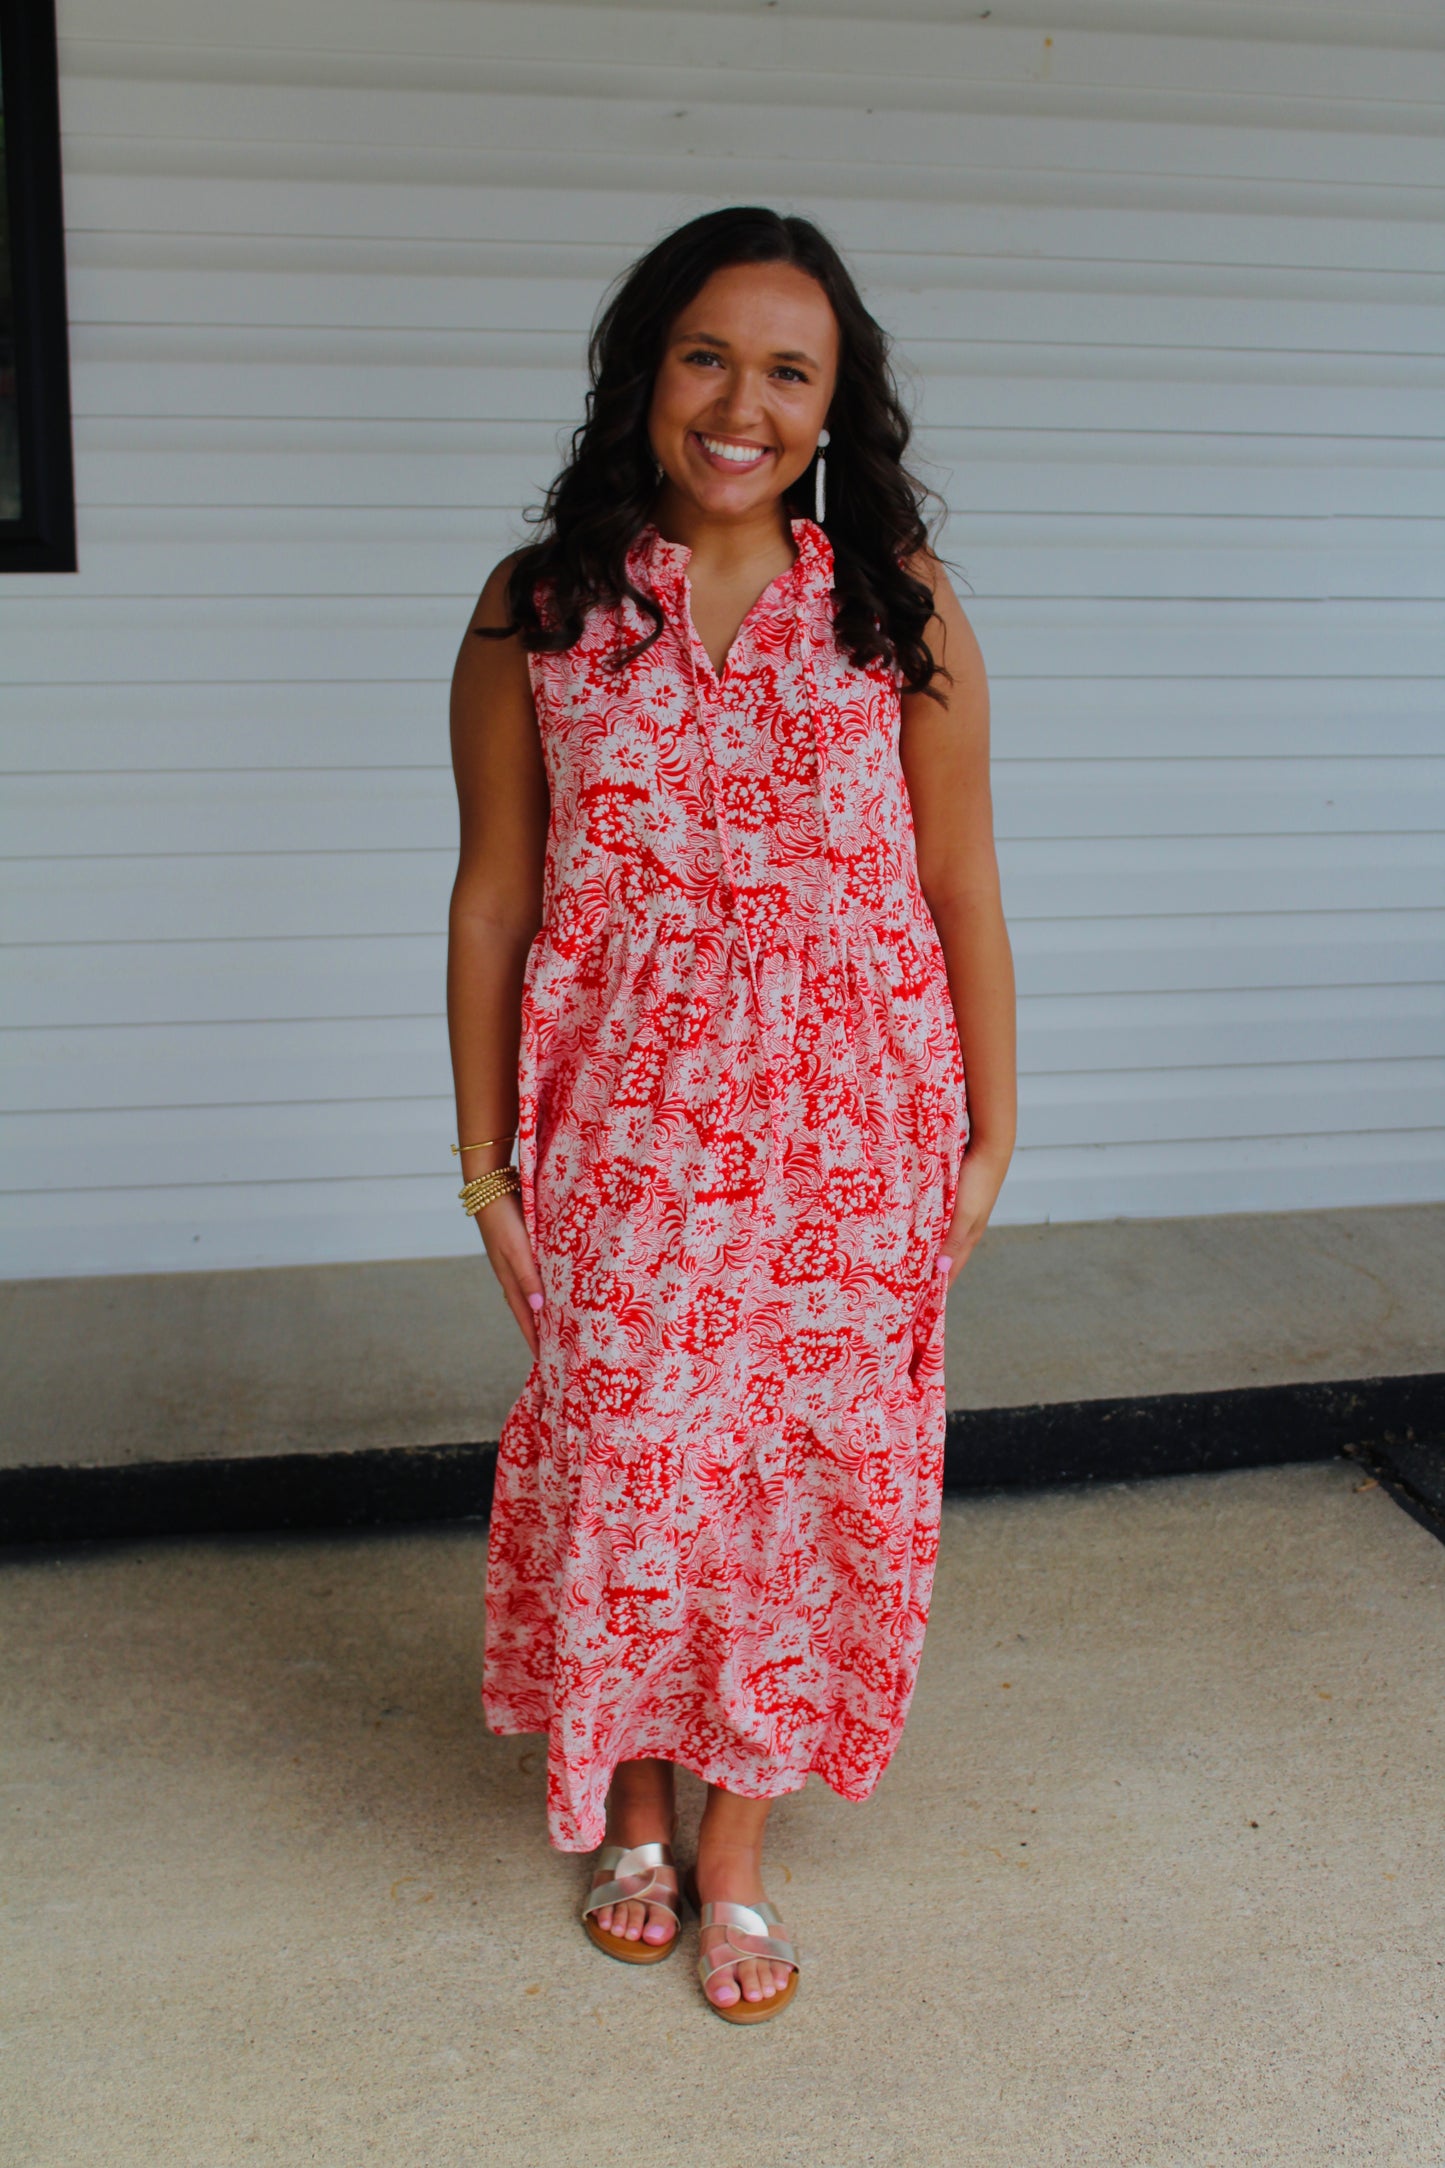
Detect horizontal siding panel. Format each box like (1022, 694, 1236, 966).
(58, 31, 1445, 145)
(6, 1100, 460, 1193)
(4, 916, 1439, 1033)
(5, 760, 1442, 858)
(0, 681, 449, 772)
(59, 163, 1445, 277)
(8, 839, 1438, 949)
(3, 937, 446, 1030)
(1, 1016, 452, 1115)
(9, 1059, 1442, 1193)
(1018, 1056, 1445, 1149)
(995, 1129, 1445, 1228)
(56, 1, 1445, 100)
(5, 984, 1441, 1117)
(993, 689, 1445, 763)
(7, 1130, 1443, 1281)
(0, 1173, 483, 1279)
(4, 599, 1442, 684)
(1016, 984, 1445, 1074)
(0, 854, 455, 945)
(0, 772, 458, 859)
(996, 838, 1445, 918)
(5, 836, 1439, 947)
(938, 448, 1445, 526)
(0, 598, 463, 685)
(6, 679, 1441, 771)
(1009, 913, 1445, 996)
(15, 513, 1445, 604)
(59, 337, 1445, 439)
(55, 73, 1445, 206)
(69, 423, 1445, 523)
(993, 762, 1445, 837)
(55, 77, 1445, 201)
(64, 259, 1445, 360)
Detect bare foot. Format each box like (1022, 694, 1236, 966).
(588, 1759, 679, 1949)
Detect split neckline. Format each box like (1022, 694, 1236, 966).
(632, 515, 833, 686)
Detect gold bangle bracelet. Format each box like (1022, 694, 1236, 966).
(459, 1166, 522, 1218)
(451, 1134, 518, 1157)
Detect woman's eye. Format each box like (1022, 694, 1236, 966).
(679, 351, 806, 382)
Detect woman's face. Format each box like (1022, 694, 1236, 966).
(648, 262, 839, 524)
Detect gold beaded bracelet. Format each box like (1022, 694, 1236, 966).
(459, 1166, 522, 1218)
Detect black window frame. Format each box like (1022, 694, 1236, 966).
(0, 0, 75, 573)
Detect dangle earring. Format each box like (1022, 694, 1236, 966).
(814, 428, 830, 522)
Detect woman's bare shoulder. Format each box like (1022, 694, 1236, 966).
(452, 551, 535, 723)
(468, 549, 527, 635)
(901, 545, 988, 703)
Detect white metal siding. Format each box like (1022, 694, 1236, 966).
(3, 0, 1443, 1275)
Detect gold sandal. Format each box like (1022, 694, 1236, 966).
(581, 1841, 682, 1965)
(684, 1866, 801, 2024)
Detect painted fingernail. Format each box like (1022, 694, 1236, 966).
(934, 1254, 952, 1276)
(527, 1292, 544, 1313)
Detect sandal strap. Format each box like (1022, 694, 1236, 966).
(696, 1897, 799, 1979)
(596, 1841, 674, 1874)
(583, 1841, 681, 1927)
(698, 1897, 783, 1934)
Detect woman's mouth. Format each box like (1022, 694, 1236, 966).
(689, 431, 775, 474)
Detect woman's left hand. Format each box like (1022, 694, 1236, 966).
(935, 1144, 1011, 1290)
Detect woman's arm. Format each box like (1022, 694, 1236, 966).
(898, 554, 1018, 1285)
(447, 557, 551, 1355)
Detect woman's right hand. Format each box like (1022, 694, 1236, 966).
(476, 1193, 545, 1360)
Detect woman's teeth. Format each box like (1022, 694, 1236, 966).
(697, 435, 769, 464)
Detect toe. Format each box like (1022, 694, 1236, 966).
(701, 1932, 739, 2005)
(591, 1901, 613, 1933)
(737, 1957, 771, 2003)
(641, 1903, 675, 1945)
(620, 1899, 645, 1940)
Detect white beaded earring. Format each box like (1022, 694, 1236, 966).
(814, 428, 830, 522)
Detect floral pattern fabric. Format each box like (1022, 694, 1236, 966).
(482, 515, 968, 1851)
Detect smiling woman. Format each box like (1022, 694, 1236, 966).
(659, 283, 829, 485)
(447, 205, 1016, 2026)
(488, 207, 947, 695)
(648, 261, 838, 671)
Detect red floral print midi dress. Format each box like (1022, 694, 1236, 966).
(482, 515, 968, 1851)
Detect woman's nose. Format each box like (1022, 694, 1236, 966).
(709, 373, 766, 423)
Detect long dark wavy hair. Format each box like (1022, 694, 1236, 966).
(481, 205, 945, 696)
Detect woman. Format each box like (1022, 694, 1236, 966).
(447, 206, 1015, 2023)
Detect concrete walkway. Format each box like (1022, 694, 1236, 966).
(6, 1461, 1443, 2166)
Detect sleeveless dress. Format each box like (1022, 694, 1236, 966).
(482, 514, 968, 1852)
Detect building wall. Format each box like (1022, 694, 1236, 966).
(3, 0, 1442, 1277)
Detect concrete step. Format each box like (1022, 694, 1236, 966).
(3, 1203, 1442, 1544)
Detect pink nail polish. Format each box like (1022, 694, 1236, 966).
(527, 1291, 544, 1314)
(934, 1253, 952, 1276)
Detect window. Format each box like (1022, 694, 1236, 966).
(1, 0, 75, 572)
